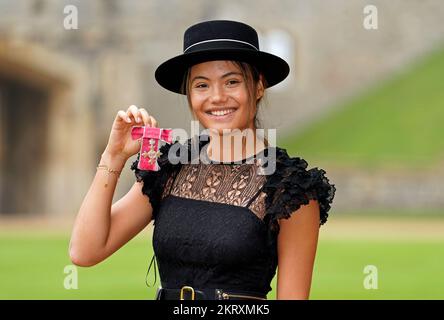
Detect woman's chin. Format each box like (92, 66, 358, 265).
(201, 122, 235, 133)
(207, 127, 234, 135)
(206, 126, 254, 137)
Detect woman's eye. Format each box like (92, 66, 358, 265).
(195, 83, 208, 88)
(227, 79, 240, 86)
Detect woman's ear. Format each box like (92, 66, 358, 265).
(256, 74, 265, 100)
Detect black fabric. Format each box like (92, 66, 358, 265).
(156, 287, 268, 300)
(183, 20, 260, 52)
(131, 136, 336, 295)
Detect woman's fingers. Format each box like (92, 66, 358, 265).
(124, 105, 156, 127)
(149, 115, 158, 128)
(127, 105, 140, 123)
(139, 108, 151, 126)
(117, 110, 131, 123)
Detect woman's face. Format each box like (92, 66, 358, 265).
(188, 60, 263, 134)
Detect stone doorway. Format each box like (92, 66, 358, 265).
(0, 42, 92, 217)
(0, 74, 50, 214)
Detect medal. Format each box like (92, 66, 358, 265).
(131, 126, 173, 171)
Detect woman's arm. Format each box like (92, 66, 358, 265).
(69, 151, 153, 267)
(276, 199, 320, 300)
(69, 105, 157, 267)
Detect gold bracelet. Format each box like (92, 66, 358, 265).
(97, 164, 122, 188)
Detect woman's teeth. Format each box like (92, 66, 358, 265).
(209, 109, 236, 116)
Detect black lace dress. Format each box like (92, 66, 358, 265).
(130, 136, 336, 299)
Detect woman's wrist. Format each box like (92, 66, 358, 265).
(100, 149, 127, 170)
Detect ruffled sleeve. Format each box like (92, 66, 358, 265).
(130, 141, 181, 219)
(262, 147, 336, 234)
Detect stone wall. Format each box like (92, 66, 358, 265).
(0, 0, 443, 215)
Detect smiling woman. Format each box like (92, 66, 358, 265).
(184, 60, 266, 131)
(185, 60, 265, 160)
(69, 19, 336, 301)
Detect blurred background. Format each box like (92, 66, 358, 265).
(0, 0, 443, 299)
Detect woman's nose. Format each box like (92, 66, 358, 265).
(209, 85, 228, 104)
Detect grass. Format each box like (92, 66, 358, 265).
(0, 233, 152, 300)
(311, 240, 444, 299)
(280, 44, 444, 170)
(1, 216, 443, 300)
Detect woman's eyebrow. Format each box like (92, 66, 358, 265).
(191, 72, 242, 84)
(191, 75, 209, 83)
(221, 71, 243, 78)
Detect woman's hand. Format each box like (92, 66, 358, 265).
(103, 105, 158, 161)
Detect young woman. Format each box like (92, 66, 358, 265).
(69, 20, 336, 300)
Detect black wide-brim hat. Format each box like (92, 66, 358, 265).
(155, 20, 290, 94)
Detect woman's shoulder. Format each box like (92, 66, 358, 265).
(261, 145, 323, 177)
(262, 146, 336, 228)
(130, 135, 207, 190)
(130, 138, 187, 214)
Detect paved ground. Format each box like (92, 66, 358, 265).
(320, 215, 444, 241)
(1, 214, 443, 241)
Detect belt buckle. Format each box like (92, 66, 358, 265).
(180, 286, 195, 300)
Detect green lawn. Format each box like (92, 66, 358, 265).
(1, 226, 443, 300)
(312, 240, 444, 299)
(280, 45, 444, 170)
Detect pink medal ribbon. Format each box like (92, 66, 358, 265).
(131, 126, 173, 171)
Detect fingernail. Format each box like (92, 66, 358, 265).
(137, 117, 141, 122)
(127, 117, 131, 123)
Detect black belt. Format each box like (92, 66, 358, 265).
(156, 286, 268, 300)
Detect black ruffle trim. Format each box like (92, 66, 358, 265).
(262, 147, 336, 234)
(130, 136, 336, 232)
(130, 136, 210, 219)
(130, 142, 179, 219)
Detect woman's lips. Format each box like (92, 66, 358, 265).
(205, 108, 237, 121)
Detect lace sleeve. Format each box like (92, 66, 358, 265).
(262, 147, 336, 233)
(130, 142, 178, 219)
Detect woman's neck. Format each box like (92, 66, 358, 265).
(206, 129, 267, 162)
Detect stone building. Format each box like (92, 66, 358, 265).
(0, 0, 443, 216)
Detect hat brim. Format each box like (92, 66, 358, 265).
(155, 48, 290, 94)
